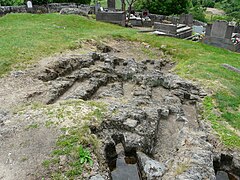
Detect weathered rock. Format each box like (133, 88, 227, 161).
(36, 52, 214, 179)
(123, 119, 138, 128)
(176, 115, 188, 122)
(137, 152, 166, 179)
(89, 174, 105, 180)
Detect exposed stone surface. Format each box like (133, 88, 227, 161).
(137, 152, 166, 179)
(35, 50, 219, 179)
(1, 41, 239, 179)
(90, 174, 105, 180)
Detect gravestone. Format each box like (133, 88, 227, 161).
(27, 1, 33, 8)
(27, 0, 33, 13)
(225, 25, 234, 39)
(107, 0, 115, 10)
(95, 2, 101, 13)
(234, 26, 240, 33)
(203, 20, 240, 52)
(211, 21, 228, 38)
(171, 17, 178, 25)
(179, 14, 193, 26)
(205, 24, 212, 36)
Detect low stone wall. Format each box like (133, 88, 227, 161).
(96, 11, 126, 26)
(0, 5, 27, 15)
(0, 3, 94, 16)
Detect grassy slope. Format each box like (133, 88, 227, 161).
(0, 13, 239, 148)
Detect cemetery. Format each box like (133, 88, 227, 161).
(0, 0, 240, 179)
(0, 0, 239, 52)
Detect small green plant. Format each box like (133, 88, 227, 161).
(42, 160, 51, 168)
(44, 125, 98, 178)
(79, 146, 93, 166)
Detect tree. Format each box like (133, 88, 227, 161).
(134, 0, 191, 15)
(126, 0, 137, 18)
(0, 0, 23, 6)
(31, 0, 49, 5)
(190, 4, 206, 22)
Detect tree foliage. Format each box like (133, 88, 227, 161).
(190, 5, 206, 22)
(30, 0, 91, 5)
(134, 0, 191, 15)
(215, 0, 240, 22)
(0, 0, 23, 6)
(50, 0, 91, 4)
(192, 0, 215, 8)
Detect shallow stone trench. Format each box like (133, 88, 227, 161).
(35, 46, 239, 180)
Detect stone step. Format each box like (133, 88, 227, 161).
(177, 26, 191, 33)
(177, 24, 186, 29)
(176, 29, 192, 39)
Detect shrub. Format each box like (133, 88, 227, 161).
(134, 0, 191, 15)
(190, 5, 206, 22)
(0, 0, 23, 6)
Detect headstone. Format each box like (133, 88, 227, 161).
(179, 14, 193, 26)
(205, 24, 212, 36)
(107, 0, 115, 10)
(234, 26, 240, 33)
(27, 1, 33, 8)
(171, 17, 178, 25)
(225, 25, 234, 39)
(95, 2, 101, 13)
(211, 21, 228, 38)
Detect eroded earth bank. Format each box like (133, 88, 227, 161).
(0, 40, 239, 180)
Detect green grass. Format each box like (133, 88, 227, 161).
(0, 13, 132, 75)
(0, 13, 240, 148)
(202, 97, 240, 148)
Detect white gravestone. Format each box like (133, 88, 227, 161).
(27, 1, 33, 8)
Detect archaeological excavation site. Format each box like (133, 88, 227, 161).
(0, 40, 239, 180)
